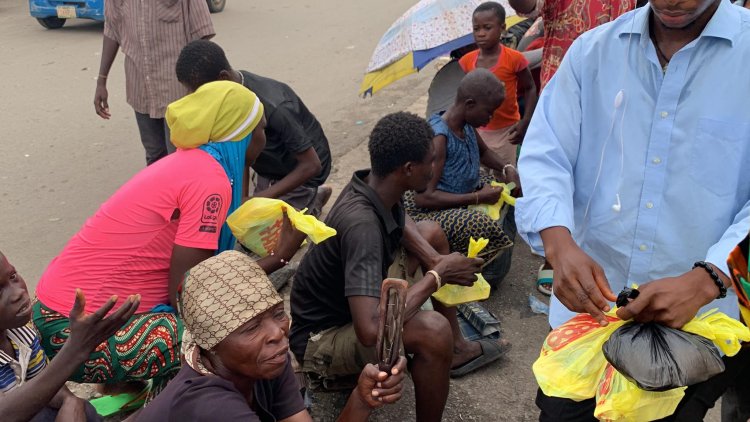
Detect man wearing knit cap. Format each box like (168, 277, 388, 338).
(137, 251, 407, 422)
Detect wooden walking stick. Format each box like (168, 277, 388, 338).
(375, 278, 408, 372)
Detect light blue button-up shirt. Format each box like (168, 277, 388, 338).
(516, 0, 750, 328)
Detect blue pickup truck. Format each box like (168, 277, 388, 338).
(29, 0, 226, 29)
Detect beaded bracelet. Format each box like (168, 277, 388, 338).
(693, 261, 727, 299)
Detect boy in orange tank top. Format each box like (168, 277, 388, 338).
(459, 1, 538, 168)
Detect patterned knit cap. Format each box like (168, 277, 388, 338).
(179, 250, 282, 351)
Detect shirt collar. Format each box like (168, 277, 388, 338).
(350, 169, 404, 234)
(618, 0, 740, 46)
(0, 327, 30, 366)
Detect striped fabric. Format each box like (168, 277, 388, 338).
(0, 325, 48, 393)
(104, 0, 215, 118)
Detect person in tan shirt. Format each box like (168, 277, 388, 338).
(93, 0, 215, 165)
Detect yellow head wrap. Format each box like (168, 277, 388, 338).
(166, 80, 264, 149)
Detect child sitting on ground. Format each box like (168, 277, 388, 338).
(405, 68, 519, 263)
(459, 1, 538, 168)
(0, 251, 138, 422)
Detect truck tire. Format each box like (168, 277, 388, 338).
(37, 17, 66, 29)
(206, 0, 225, 13)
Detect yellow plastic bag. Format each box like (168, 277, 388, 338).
(468, 181, 516, 220)
(533, 312, 626, 401)
(534, 308, 750, 421)
(432, 237, 491, 306)
(682, 308, 750, 356)
(226, 197, 337, 257)
(595, 363, 686, 422)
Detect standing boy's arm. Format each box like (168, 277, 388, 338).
(511, 67, 538, 145)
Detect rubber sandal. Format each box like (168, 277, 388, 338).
(90, 382, 150, 417)
(537, 264, 553, 296)
(450, 338, 511, 378)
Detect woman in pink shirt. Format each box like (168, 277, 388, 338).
(32, 82, 304, 398)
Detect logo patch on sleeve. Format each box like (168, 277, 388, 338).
(201, 194, 223, 224)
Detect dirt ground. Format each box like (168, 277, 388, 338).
(0, 1, 722, 420)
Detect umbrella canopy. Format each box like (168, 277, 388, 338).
(360, 0, 521, 96)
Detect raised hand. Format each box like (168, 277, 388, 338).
(66, 289, 140, 357)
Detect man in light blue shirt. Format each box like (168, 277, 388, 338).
(517, 0, 750, 419)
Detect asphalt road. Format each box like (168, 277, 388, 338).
(0, 0, 420, 285)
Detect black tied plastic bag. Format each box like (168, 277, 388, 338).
(602, 288, 725, 391)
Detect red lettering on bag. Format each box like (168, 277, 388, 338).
(259, 218, 283, 252)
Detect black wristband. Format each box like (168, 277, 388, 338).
(693, 261, 727, 299)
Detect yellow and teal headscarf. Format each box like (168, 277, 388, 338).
(166, 81, 265, 252)
(167, 80, 264, 148)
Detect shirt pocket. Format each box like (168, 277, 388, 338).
(690, 118, 750, 199)
(157, 0, 182, 23)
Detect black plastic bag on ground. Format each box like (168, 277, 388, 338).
(602, 322, 725, 391)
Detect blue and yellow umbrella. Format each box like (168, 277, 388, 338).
(360, 0, 523, 96)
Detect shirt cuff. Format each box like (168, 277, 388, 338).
(704, 208, 750, 279)
(191, 25, 215, 40)
(516, 196, 575, 255)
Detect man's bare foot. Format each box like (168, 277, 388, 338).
(451, 338, 511, 369)
(96, 380, 147, 396)
(451, 340, 482, 368)
(450, 338, 512, 377)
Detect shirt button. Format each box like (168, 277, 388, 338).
(652, 157, 662, 164)
(660, 111, 669, 118)
(639, 244, 648, 251)
(646, 202, 654, 209)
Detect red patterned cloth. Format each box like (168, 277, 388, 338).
(537, 0, 636, 87)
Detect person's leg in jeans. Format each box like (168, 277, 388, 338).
(134, 112, 170, 165)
